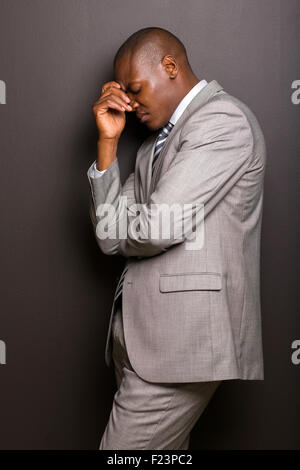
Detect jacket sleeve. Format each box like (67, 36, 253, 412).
(88, 100, 254, 258)
(88, 161, 136, 255)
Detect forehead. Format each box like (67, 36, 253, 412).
(114, 53, 147, 90)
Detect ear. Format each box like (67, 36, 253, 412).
(161, 55, 178, 79)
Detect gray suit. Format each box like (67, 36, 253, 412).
(87, 79, 266, 384)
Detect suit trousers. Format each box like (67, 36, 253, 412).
(99, 298, 222, 450)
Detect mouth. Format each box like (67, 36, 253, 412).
(136, 113, 150, 123)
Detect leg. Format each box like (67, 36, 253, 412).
(143, 379, 221, 450)
(99, 304, 221, 450)
(178, 433, 190, 450)
(99, 366, 221, 450)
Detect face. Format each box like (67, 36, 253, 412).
(114, 53, 178, 131)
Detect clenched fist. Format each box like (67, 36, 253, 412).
(92, 81, 133, 140)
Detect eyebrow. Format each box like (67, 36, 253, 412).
(120, 81, 140, 92)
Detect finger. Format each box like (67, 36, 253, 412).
(104, 87, 131, 104)
(101, 97, 127, 113)
(94, 83, 129, 107)
(92, 82, 119, 105)
(101, 87, 131, 108)
(106, 92, 132, 111)
(101, 94, 132, 111)
(107, 95, 132, 112)
(101, 81, 121, 94)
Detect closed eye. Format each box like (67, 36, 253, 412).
(129, 88, 141, 94)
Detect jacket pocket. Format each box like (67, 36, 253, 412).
(159, 272, 222, 292)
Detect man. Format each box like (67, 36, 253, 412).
(87, 27, 266, 450)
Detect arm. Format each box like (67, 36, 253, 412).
(88, 101, 254, 258)
(88, 160, 136, 254)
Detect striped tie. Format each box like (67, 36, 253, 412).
(152, 121, 174, 175)
(113, 122, 174, 306)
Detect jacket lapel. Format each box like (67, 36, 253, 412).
(149, 79, 224, 195)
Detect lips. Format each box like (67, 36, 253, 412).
(137, 113, 149, 123)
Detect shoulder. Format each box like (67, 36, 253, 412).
(183, 91, 252, 132)
(180, 91, 254, 151)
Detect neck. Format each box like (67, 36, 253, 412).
(182, 72, 201, 94)
(170, 73, 200, 114)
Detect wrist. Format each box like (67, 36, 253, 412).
(96, 137, 118, 171)
(97, 133, 120, 143)
(95, 158, 116, 171)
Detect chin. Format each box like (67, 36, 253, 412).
(145, 120, 160, 131)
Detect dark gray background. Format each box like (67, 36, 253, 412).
(0, 0, 299, 450)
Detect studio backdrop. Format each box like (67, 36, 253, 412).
(0, 0, 299, 449)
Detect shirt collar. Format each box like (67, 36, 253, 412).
(169, 79, 208, 125)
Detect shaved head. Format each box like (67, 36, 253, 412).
(113, 27, 191, 72)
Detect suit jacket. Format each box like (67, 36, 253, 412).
(87, 79, 267, 383)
